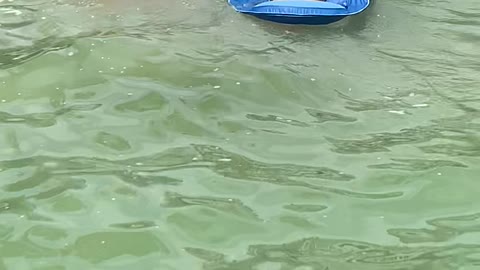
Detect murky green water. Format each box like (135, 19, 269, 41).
(1, 0, 479, 269)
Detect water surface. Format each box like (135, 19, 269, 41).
(1, 0, 479, 269)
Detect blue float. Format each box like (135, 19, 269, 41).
(227, 0, 370, 25)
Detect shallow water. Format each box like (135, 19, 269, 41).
(0, 0, 479, 269)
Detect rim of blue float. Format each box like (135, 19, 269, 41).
(227, 0, 370, 17)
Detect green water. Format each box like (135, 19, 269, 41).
(1, 0, 479, 269)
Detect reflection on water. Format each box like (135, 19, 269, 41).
(389, 212, 480, 244)
(186, 236, 480, 270)
(0, 0, 479, 269)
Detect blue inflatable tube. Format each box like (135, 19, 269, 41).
(227, 0, 370, 25)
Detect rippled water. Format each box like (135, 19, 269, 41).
(0, 0, 479, 269)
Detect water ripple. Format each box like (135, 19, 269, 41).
(186, 236, 480, 270)
(162, 192, 260, 221)
(0, 144, 404, 200)
(0, 104, 101, 127)
(389, 212, 480, 244)
(0, 0, 478, 268)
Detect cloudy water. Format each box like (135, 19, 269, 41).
(0, 0, 479, 269)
